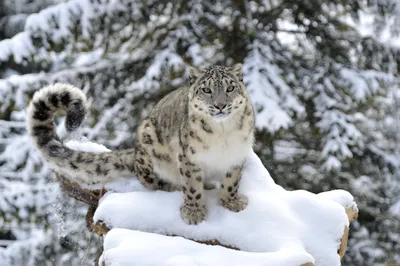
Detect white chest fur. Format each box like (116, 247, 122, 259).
(189, 115, 254, 180)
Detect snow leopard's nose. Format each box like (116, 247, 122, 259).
(214, 104, 226, 110)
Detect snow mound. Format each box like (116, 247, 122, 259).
(60, 138, 355, 265)
(92, 150, 354, 266)
(100, 229, 314, 266)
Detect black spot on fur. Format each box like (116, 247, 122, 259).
(143, 168, 150, 175)
(32, 125, 54, 147)
(245, 104, 252, 116)
(152, 149, 171, 162)
(32, 124, 52, 136)
(163, 120, 168, 129)
(200, 119, 213, 133)
(190, 147, 196, 154)
(238, 114, 245, 130)
(157, 180, 165, 188)
(114, 163, 126, 170)
(136, 158, 145, 165)
(66, 99, 85, 132)
(234, 181, 239, 187)
(70, 162, 78, 170)
(189, 131, 204, 143)
(230, 193, 235, 198)
(48, 93, 59, 107)
(76, 153, 84, 163)
(179, 168, 184, 175)
(143, 133, 153, 144)
(226, 172, 232, 178)
(34, 100, 51, 112)
(196, 176, 202, 182)
(196, 193, 202, 200)
(187, 195, 193, 200)
(47, 142, 73, 158)
(32, 100, 51, 121)
(155, 128, 163, 144)
(182, 143, 189, 151)
(33, 110, 50, 121)
(100, 154, 110, 164)
(189, 187, 196, 194)
(185, 171, 191, 178)
(182, 186, 187, 192)
(128, 164, 135, 173)
(192, 168, 201, 173)
(95, 165, 102, 175)
(178, 154, 183, 162)
(185, 161, 196, 167)
(145, 177, 154, 184)
(60, 92, 71, 106)
(228, 186, 233, 192)
(126, 149, 135, 155)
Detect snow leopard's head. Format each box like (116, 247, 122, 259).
(188, 64, 247, 119)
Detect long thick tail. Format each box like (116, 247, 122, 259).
(27, 83, 135, 186)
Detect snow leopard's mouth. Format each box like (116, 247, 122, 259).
(213, 112, 229, 119)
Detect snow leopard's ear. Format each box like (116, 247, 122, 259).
(231, 63, 243, 82)
(188, 66, 203, 85)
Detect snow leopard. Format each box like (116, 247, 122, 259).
(27, 64, 255, 225)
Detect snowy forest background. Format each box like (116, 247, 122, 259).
(0, 0, 399, 265)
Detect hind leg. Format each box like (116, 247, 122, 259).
(134, 145, 178, 191)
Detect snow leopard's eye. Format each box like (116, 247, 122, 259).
(226, 86, 235, 92)
(202, 87, 211, 94)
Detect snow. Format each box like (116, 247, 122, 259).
(0, 32, 38, 63)
(100, 229, 314, 266)
(74, 138, 355, 266)
(65, 140, 110, 153)
(340, 7, 400, 49)
(340, 68, 396, 101)
(390, 200, 400, 216)
(243, 40, 305, 133)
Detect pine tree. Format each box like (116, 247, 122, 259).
(0, 0, 399, 265)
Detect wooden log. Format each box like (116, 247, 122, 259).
(338, 204, 359, 260)
(56, 173, 106, 231)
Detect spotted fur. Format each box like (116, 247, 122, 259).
(27, 64, 255, 224)
(27, 84, 136, 185)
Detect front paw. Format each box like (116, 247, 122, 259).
(221, 195, 248, 212)
(180, 203, 207, 225)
